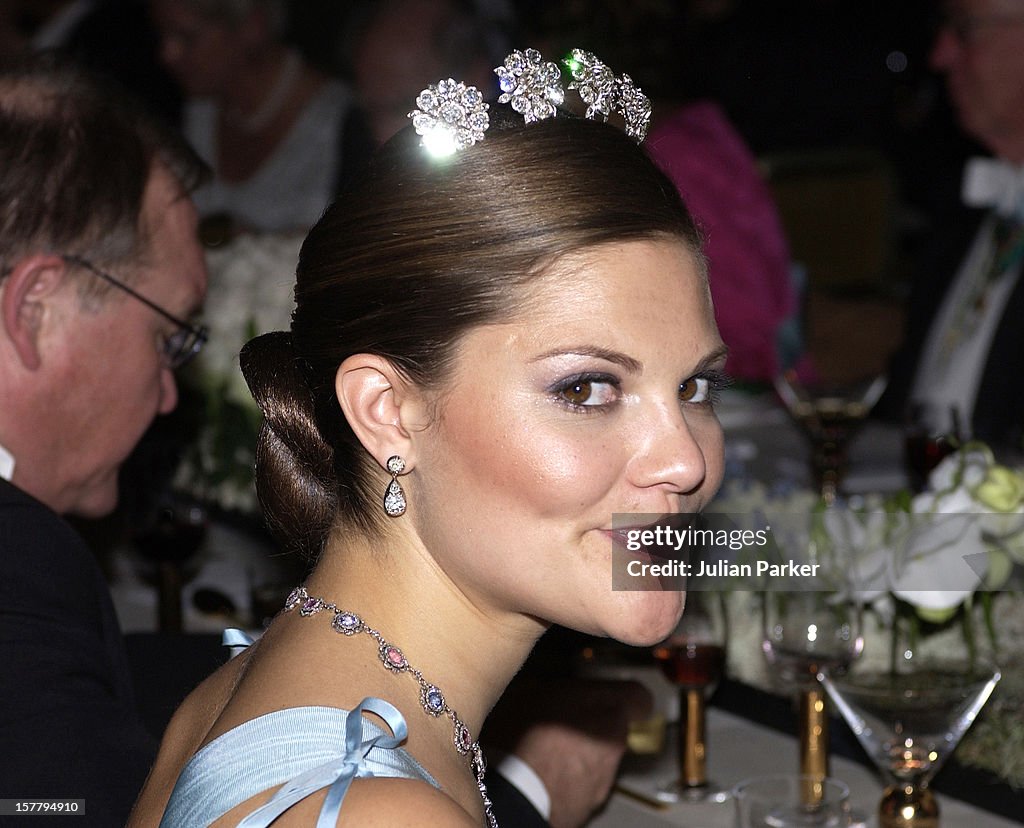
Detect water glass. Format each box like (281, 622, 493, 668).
(733, 774, 852, 827)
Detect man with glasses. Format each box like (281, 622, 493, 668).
(884, 0, 1024, 448)
(0, 57, 207, 824)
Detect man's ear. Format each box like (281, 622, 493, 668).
(335, 354, 428, 470)
(0, 254, 68, 371)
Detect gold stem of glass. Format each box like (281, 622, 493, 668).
(799, 687, 829, 805)
(879, 784, 939, 828)
(678, 687, 707, 787)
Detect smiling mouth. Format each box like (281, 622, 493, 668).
(605, 527, 644, 551)
(602, 513, 698, 557)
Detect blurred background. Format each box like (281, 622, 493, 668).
(0, 0, 973, 385)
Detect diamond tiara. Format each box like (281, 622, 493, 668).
(408, 47, 651, 157)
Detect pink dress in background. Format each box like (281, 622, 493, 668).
(647, 101, 798, 382)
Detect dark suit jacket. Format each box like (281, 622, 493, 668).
(484, 767, 552, 828)
(0, 479, 157, 826)
(881, 202, 1024, 450)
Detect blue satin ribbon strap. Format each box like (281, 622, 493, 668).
(223, 628, 256, 661)
(235, 698, 410, 828)
(223, 628, 255, 648)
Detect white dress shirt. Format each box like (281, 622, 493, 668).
(490, 750, 552, 821)
(910, 159, 1024, 435)
(0, 441, 14, 482)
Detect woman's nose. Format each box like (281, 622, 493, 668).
(629, 405, 714, 496)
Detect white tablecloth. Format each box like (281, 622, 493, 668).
(591, 706, 1021, 827)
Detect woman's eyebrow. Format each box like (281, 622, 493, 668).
(530, 346, 644, 373)
(531, 343, 730, 375)
(692, 344, 730, 372)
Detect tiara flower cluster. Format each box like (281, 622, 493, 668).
(408, 79, 490, 156)
(495, 48, 565, 122)
(566, 49, 651, 142)
(408, 47, 651, 157)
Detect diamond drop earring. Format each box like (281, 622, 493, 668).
(383, 455, 407, 517)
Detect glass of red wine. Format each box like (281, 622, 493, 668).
(652, 589, 729, 804)
(903, 403, 960, 492)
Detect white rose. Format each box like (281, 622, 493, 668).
(891, 513, 987, 611)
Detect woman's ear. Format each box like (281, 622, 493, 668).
(0, 254, 68, 371)
(335, 354, 429, 469)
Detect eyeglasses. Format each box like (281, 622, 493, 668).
(939, 11, 1024, 44)
(61, 254, 208, 370)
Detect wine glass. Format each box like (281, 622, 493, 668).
(774, 371, 887, 505)
(763, 589, 863, 803)
(132, 493, 208, 632)
(820, 646, 1000, 827)
(652, 589, 730, 804)
(903, 402, 960, 492)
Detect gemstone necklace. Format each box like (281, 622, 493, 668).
(284, 586, 498, 828)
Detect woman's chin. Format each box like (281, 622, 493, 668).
(601, 590, 686, 647)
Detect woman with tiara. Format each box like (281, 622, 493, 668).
(131, 48, 728, 827)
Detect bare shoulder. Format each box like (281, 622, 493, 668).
(342, 778, 481, 827)
(127, 653, 250, 827)
(210, 777, 480, 827)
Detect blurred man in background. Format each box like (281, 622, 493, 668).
(0, 57, 206, 825)
(885, 0, 1024, 448)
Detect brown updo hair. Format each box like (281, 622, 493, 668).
(241, 105, 704, 559)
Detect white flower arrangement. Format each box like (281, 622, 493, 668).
(713, 442, 1024, 685)
(172, 233, 301, 514)
(833, 444, 1024, 615)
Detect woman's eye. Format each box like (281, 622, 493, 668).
(679, 376, 710, 403)
(680, 370, 731, 404)
(557, 377, 618, 408)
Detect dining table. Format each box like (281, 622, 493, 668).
(589, 393, 1022, 826)
(592, 698, 1022, 827)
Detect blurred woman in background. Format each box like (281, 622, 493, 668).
(151, 0, 372, 235)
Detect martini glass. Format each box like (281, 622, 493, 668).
(652, 589, 730, 804)
(774, 371, 887, 505)
(820, 653, 1000, 828)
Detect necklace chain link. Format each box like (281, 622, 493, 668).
(284, 586, 498, 828)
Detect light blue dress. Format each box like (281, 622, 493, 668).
(160, 699, 437, 827)
(159, 632, 438, 828)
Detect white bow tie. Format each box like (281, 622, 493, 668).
(0, 443, 14, 482)
(962, 157, 1024, 218)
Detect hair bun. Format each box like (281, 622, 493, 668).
(240, 331, 338, 558)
